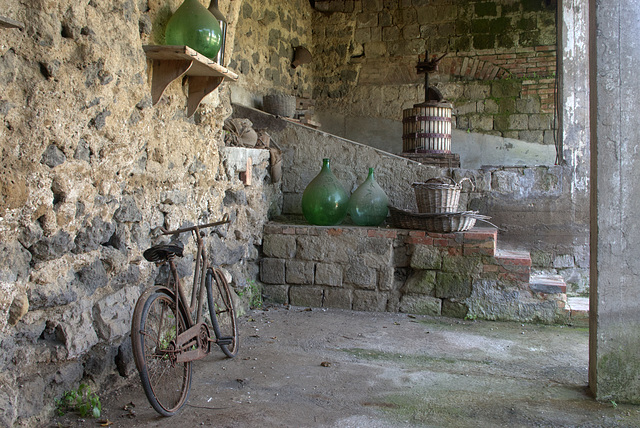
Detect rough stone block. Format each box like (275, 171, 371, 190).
(491, 79, 521, 98)
(261, 258, 286, 284)
(491, 170, 520, 193)
(410, 245, 442, 269)
(399, 294, 441, 316)
(8, 293, 29, 326)
(60, 301, 100, 359)
(377, 267, 395, 291)
(289, 286, 323, 308)
(315, 262, 343, 287)
(516, 97, 541, 114)
(436, 272, 472, 299)
(454, 101, 477, 116)
(357, 11, 378, 28)
(382, 26, 401, 41)
(365, 41, 387, 57)
(403, 270, 436, 295)
(263, 284, 289, 304)
(353, 290, 387, 312)
(94, 286, 140, 342)
(441, 255, 482, 275)
(355, 27, 371, 43)
(286, 260, 315, 285)
(464, 83, 491, 99)
(262, 234, 296, 259)
(344, 259, 375, 289)
(442, 300, 469, 318)
(77, 260, 109, 296)
(507, 114, 529, 130)
(518, 130, 544, 143)
(358, 236, 393, 263)
(323, 288, 352, 309)
(297, 235, 354, 262)
(470, 114, 494, 131)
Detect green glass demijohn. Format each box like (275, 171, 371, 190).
(347, 168, 389, 226)
(301, 158, 349, 226)
(165, 0, 222, 59)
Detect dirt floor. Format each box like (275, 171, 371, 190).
(51, 305, 640, 428)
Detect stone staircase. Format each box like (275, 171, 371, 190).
(260, 221, 588, 325)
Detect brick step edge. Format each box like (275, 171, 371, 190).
(529, 273, 567, 294)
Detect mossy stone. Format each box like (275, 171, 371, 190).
(473, 34, 495, 50)
(474, 2, 497, 17)
(404, 270, 437, 295)
(492, 80, 521, 98)
(436, 273, 472, 299)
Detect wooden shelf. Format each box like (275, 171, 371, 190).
(143, 45, 238, 117)
(0, 16, 24, 30)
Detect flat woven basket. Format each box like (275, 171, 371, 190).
(263, 94, 296, 118)
(412, 177, 472, 213)
(389, 206, 490, 233)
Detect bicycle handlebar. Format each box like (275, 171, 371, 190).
(159, 213, 230, 235)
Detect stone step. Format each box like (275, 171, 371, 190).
(493, 249, 532, 283)
(530, 273, 567, 294)
(566, 296, 589, 327)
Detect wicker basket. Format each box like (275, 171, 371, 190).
(412, 177, 471, 213)
(389, 206, 489, 233)
(263, 94, 296, 118)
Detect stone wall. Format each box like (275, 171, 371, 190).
(261, 223, 568, 324)
(228, 0, 558, 155)
(0, 1, 276, 426)
(309, 0, 558, 151)
(233, 104, 589, 296)
(227, 0, 315, 107)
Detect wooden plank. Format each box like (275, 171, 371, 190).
(143, 45, 238, 80)
(0, 16, 24, 29)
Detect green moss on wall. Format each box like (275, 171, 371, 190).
(474, 2, 497, 17)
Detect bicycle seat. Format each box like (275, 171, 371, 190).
(143, 242, 184, 262)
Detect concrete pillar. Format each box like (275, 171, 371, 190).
(589, 0, 640, 403)
(559, 0, 590, 191)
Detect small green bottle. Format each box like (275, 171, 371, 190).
(347, 168, 389, 226)
(301, 159, 349, 226)
(165, 0, 222, 59)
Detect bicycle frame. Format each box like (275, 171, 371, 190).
(158, 214, 230, 363)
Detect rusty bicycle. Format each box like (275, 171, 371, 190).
(130, 214, 238, 416)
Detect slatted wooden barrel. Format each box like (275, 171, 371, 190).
(402, 101, 453, 153)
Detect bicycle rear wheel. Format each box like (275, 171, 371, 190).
(131, 291, 192, 416)
(206, 268, 239, 358)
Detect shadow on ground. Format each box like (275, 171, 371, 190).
(52, 305, 640, 427)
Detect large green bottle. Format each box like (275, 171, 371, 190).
(347, 168, 389, 226)
(165, 0, 222, 59)
(301, 159, 349, 226)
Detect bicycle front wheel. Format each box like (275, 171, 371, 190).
(131, 291, 192, 416)
(206, 268, 239, 358)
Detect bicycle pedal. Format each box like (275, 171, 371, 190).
(218, 337, 233, 346)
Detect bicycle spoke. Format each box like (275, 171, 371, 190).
(132, 292, 191, 416)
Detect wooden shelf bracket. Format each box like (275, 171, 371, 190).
(143, 45, 238, 117)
